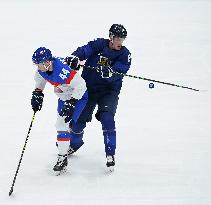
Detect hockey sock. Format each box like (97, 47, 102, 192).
(100, 112, 116, 155)
(57, 131, 71, 155)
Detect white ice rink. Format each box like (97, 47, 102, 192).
(0, 0, 211, 204)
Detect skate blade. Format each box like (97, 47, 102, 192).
(106, 166, 114, 173)
(54, 167, 67, 176)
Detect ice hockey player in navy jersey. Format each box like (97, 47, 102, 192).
(31, 47, 87, 174)
(65, 24, 132, 171)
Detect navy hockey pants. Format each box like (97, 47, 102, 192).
(70, 89, 119, 156)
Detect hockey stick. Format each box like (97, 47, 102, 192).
(9, 112, 36, 196)
(82, 65, 200, 92)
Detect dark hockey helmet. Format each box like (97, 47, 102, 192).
(32, 47, 53, 64)
(109, 24, 127, 38)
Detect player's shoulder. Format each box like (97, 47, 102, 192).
(53, 56, 68, 67)
(52, 57, 72, 70)
(92, 38, 108, 44)
(116, 46, 131, 64)
(52, 56, 65, 63)
(121, 46, 131, 56)
(88, 38, 109, 49)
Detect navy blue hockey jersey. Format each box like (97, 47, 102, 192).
(72, 38, 131, 92)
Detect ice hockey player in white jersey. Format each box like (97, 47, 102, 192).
(31, 47, 87, 174)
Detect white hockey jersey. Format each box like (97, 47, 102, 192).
(34, 57, 86, 101)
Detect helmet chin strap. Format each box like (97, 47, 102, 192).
(109, 35, 115, 49)
(110, 34, 114, 44)
(43, 61, 52, 71)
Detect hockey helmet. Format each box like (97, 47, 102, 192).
(32, 47, 53, 64)
(109, 24, 127, 38)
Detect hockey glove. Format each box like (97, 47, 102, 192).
(31, 89, 44, 112)
(59, 98, 78, 123)
(65, 55, 80, 70)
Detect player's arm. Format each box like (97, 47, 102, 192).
(34, 70, 47, 90)
(101, 51, 132, 81)
(65, 39, 105, 69)
(31, 71, 47, 112)
(57, 72, 87, 123)
(112, 51, 131, 74)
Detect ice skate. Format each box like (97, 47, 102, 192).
(53, 154, 68, 175)
(67, 146, 75, 156)
(106, 155, 115, 172)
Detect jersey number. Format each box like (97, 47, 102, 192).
(59, 68, 70, 80)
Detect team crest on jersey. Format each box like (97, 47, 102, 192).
(97, 56, 110, 67)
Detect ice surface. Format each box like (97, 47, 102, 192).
(0, 0, 211, 204)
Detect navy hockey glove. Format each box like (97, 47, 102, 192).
(31, 89, 44, 112)
(59, 98, 78, 123)
(65, 55, 80, 70)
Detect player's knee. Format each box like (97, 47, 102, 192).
(71, 121, 86, 134)
(70, 121, 85, 144)
(70, 123, 85, 148)
(99, 112, 115, 131)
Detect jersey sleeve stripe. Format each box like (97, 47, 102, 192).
(65, 70, 77, 84)
(47, 80, 60, 87)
